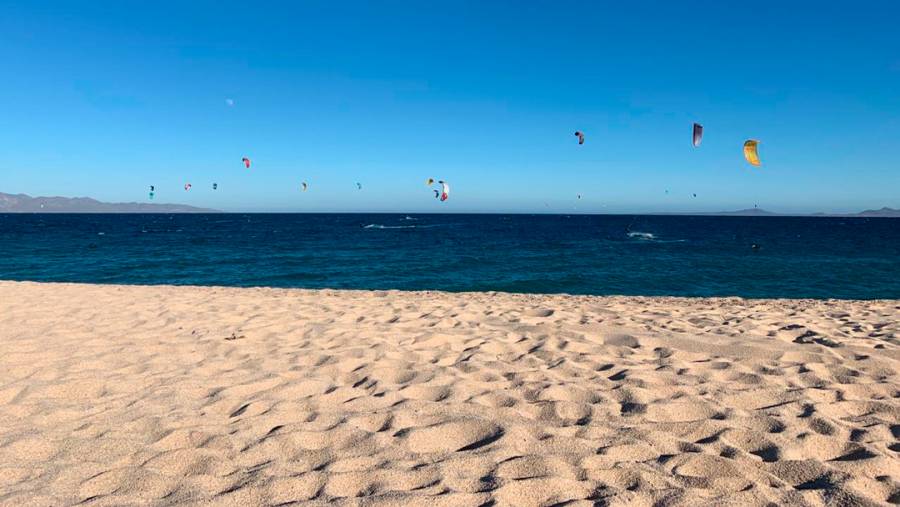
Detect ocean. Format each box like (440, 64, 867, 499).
(1, 213, 898, 299)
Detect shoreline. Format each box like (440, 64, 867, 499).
(1, 281, 897, 505)
(2, 280, 897, 303)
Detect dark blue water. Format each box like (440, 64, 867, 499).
(1, 213, 898, 299)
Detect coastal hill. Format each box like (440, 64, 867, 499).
(698, 207, 900, 217)
(0, 192, 218, 213)
(655, 207, 900, 217)
(702, 208, 778, 216)
(854, 207, 900, 217)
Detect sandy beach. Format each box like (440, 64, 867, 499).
(0, 281, 897, 506)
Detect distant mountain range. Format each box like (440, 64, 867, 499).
(0, 192, 218, 213)
(850, 207, 900, 217)
(0, 191, 896, 216)
(699, 208, 779, 216)
(701, 207, 900, 218)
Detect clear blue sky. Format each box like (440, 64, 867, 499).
(2, 1, 898, 213)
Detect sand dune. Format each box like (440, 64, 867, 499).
(0, 282, 897, 506)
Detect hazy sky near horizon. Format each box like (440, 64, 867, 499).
(2, 1, 898, 213)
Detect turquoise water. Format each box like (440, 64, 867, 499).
(1, 213, 898, 299)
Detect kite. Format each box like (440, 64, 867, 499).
(743, 140, 761, 166)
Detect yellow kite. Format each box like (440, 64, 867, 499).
(743, 140, 761, 166)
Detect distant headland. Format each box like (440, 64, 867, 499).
(0, 192, 219, 213)
(695, 207, 900, 218)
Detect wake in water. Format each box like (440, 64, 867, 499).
(627, 231, 656, 240)
(626, 231, 687, 243)
(363, 223, 446, 230)
(363, 224, 418, 229)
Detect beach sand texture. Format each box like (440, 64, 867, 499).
(0, 281, 898, 506)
